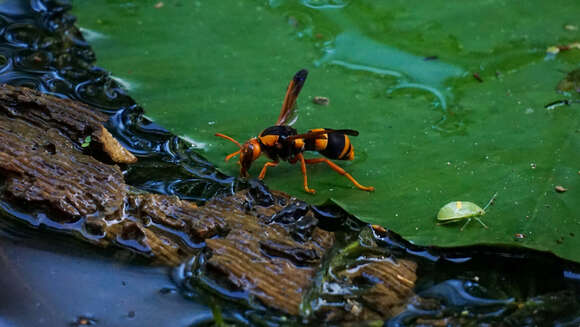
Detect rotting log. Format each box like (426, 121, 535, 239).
(0, 84, 418, 319)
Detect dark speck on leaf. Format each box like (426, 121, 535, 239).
(313, 96, 330, 106)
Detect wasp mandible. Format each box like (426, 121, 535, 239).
(215, 69, 375, 194)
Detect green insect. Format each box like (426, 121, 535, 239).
(437, 193, 497, 231)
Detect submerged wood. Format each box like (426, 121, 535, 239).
(0, 85, 417, 319)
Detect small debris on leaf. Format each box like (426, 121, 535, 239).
(154, 1, 164, 8)
(557, 68, 580, 93)
(424, 55, 438, 61)
(514, 233, 526, 240)
(564, 24, 579, 31)
(555, 185, 567, 193)
(473, 73, 483, 82)
(544, 99, 580, 110)
(312, 96, 330, 106)
(546, 42, 580, 55)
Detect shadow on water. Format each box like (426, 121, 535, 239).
(0, 0, 578, 326)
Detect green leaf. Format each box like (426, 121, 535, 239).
(73, 1, 580, 262)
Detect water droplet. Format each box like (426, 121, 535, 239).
(300, 0, 350, 9)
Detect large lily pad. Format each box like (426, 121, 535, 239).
(73, 0, 580, 261)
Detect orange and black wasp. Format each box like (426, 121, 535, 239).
(215, 69, 374, 194)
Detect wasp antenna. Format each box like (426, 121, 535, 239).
(215, 133, 242, 148)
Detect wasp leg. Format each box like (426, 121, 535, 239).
(304, 158, 375, 192)
(297, 154, 316, 194)
(460, 218, 472, 231)
(474, 217, 489, 229)
(225, 150, 241, 162)
(259, 161, 279, 180)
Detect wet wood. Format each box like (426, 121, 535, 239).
(349, 258, 417, 317)
(0, 86, 128, 220)
(203, 190, 334, 315)
(0, 84, 137, 164)
(310, 242, 418, 322)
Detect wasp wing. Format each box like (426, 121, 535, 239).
(276, 69, 308, 126)
(287, 128, 359, 141)
(327, 129, 359, 136)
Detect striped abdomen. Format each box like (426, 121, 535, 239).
(305, 128, 354, 160)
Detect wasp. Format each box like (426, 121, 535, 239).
(215, 69, 374, 194)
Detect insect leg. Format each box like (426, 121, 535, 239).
(225, 150, 241, 162)
(474, 217, 489, 229)
(215, 133, 243, 162)
(437, 220, 460, 226)
(460, 218, 472, 231)
(259, 161, 279, 180)
(297, 153, 316, 194)
(482, 192, 498, 211)
(304, 158, 375, 192)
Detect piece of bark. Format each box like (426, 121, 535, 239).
(0, 112, 125, 220)
(347, 258, 417, 317)
(0, 84, 136, 164)
(203, 191, 334, 315)
(310, 250, 417, 322)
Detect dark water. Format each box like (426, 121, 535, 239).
(0, 1, 579, 326)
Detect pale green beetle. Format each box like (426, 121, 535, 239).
(437, 193, 497, 231)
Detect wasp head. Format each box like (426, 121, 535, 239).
(239, 138, 261, 177)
